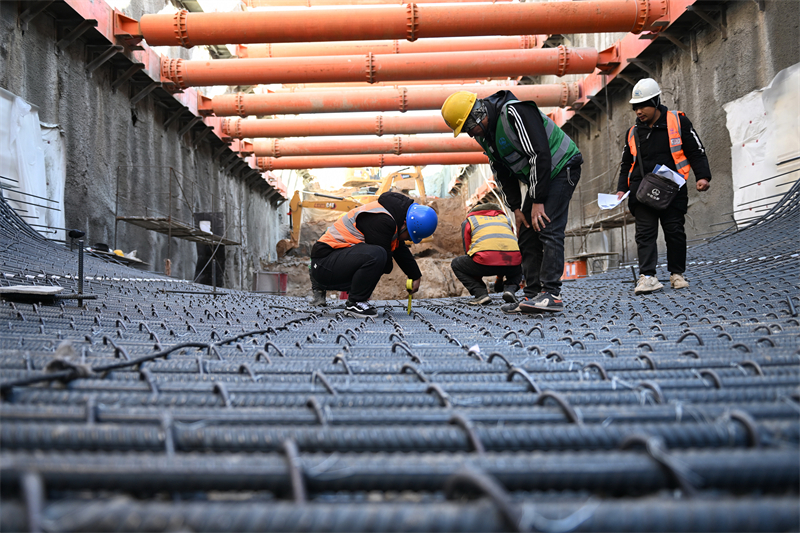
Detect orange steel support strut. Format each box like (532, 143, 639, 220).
(223, 114, 451, 138)
(237, 35, 545, 58)
(162, 47, 601, 89)
(201, 82, 581, 117)
(257, 152, 489, 170)
(252, 135, 480, 157)
(245, 0, 514, 6)
(134, 2, 668, 46)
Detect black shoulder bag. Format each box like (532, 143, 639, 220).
(633, 127, 680, 211)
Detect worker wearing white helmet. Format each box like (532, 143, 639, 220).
(616, 78, 712, 295)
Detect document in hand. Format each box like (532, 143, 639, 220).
(598, 191, 629, 210)
(653, 164, 686, 188)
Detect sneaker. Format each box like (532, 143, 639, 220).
(344, 300, 377, 318)
(521, 291, 563, 313)
(500, 297, 530, 314)
(467, 293, 492, 306)
(670, 273, 689, 289)
(634, 275, 664, 295)
(502, 290, 518, 304)
(309, 289, 327, 306)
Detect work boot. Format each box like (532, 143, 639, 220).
(309, 289, 327, 306)
(521, 291, 563, 313)
(467, 293, 492, 306)
(501, 297, 530, 314)
(634, 275, 664, 295)
(670, 273, 689, 289)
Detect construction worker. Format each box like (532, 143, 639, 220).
(308, 191, 438, 317)
(452, 202, 522, 305)
(441, 90, 582, 313)
(616, 78, 711, 295)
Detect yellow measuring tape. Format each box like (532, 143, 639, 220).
(406, 279, 413, 315)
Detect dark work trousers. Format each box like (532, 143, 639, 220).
(451, 255, 522, 296)
(633, 202, 686, 276)
(309, 244, 387, 302)
(518, 154, 582, 298)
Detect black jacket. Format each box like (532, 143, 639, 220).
(617, 105, 711, 212)
(481, 91, 556, 210)
(310, 192, 422, 279)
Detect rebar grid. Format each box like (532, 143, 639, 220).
(0, 183, 798, 532)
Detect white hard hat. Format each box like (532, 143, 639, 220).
(629, 78, 662, 104)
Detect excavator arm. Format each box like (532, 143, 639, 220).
(276, 191, 363, 257)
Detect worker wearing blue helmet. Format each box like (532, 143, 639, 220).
(309, 192, 438, 317)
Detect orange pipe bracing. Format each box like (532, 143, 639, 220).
(162, 47, 598, 89)
(245, 0, 514, 6)
(203, 82, 581, 116)
(136, 1, 667, 46)
(252, 135, 480, 157)
(224, 114, 449, 138)
(237, 35, 545, 58)
(257, 152, 489, 170)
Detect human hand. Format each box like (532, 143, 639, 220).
(530, 203, 550, 232)
(696, 179, 710, 191)
(616, 191, 626, 200)
(410, 278, 421, 294)
(514, 209, 529, 237)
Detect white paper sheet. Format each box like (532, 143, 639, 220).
(598, 191, 629, 210)
(653, 164, 686, 188)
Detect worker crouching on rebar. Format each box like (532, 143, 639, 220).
(451, 202, 523, 306)
(616, 78, 712, 295)
(442, 90, 582, 313)
(308, 191, 438, 318)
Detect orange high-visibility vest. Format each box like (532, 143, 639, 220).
(318, 201, 399, 251)
(626, 110, 691, 186)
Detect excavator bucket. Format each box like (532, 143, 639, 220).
(276, 238, 298, 258)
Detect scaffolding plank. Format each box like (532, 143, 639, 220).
(116, 216, 240, 245)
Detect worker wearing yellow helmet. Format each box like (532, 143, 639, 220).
(442, 90, 582, 313)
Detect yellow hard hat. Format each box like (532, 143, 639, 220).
(441, 91, 478, 137)
(113, 249, 124, 257)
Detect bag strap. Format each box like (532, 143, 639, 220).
(633, 127, 647, 179)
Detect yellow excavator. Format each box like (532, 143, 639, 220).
(276, 167, 427, 257)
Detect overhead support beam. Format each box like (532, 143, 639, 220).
(201, 82, 581, 116)
(86, 45, 123, 76)
(56, 19, 98, 50)
(134, 1, 669, 46)
(245, 0, 516, 5)
(237, 35, 545, 58)
(587, 95, 610, 120)
(111, 63, 144, 92)
(224, 114, 451, 138)
(251, 135, 481, 158)
(130, 82, 160, 105)
(161, 47, 601, 89)
(256, 152, 489, 170)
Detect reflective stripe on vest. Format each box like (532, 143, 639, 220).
(466, 214, 519, 256)
(477, 100, 578, 184)
(318, 201, 399, 250)
(627, 110, 691, 186)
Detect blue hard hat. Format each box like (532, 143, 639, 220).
(406, 203, 438, 244)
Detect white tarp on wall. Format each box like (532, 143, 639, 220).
(0, 88, 66, 241)
(723, 63, 800, 226)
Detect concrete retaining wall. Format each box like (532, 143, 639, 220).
(0, 1, 286, 290)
